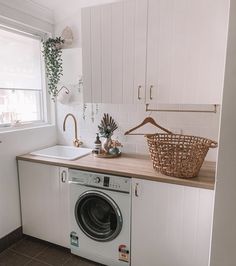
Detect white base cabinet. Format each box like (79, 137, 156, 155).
(18, 161, 70, 248)
(131, 178, 214, 266)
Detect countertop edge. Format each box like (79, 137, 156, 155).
(16, 155, 215, 190)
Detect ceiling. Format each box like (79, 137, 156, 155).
(30, 0, 63, 11)
(30, 0, 124, 23)
(31, 0, 123, 11)
(30, 0, 81, 23)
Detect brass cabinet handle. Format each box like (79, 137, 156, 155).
(138, 85, 142, 100)
(135, 183, 139, 197)
(150, 85, 154, 100)
(61, 170, 67, 183)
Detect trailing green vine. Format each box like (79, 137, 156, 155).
(42, 37, 64, 100)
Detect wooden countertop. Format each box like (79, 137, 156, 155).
(17, 153, 215, 190)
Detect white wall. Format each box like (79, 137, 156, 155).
(0, 0, 57, 238)
(57, 103, 220, 161)
(210, 1, 236, 265)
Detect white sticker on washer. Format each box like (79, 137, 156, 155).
(119, 244, 129, 263)
(70, 232, 79, 247)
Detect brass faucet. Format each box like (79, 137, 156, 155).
(63, 113, 82, 147)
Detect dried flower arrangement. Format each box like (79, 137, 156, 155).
(98, 113, 120, 154)
(98, 113, 118, 138)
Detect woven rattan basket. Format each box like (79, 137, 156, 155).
(146, 133, 217, 178)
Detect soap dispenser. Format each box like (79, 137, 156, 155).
(94, 133, 102, 154)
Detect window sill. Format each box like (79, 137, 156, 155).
(0, 122, 55, 134)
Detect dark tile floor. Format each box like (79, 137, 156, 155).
(0, 236, 101, 266)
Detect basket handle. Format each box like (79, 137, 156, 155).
(210, 141, 218, 148)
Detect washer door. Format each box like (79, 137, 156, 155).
(75, 190, 123, 242)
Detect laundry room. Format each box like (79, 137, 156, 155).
(0, 0, 235, 265)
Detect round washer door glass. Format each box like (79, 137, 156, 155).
(75, 191, 123, 242)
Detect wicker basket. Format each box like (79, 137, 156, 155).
(146, 133, 217, 178)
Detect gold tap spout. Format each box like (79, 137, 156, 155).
(63, 113, 82, 147)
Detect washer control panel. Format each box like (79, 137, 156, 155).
(69, 169, 131, 193)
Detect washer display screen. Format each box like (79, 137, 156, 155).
(103, 176, 110, 187)
(75, 191, 123, 242)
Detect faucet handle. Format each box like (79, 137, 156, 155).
(73, 139, 83, 147)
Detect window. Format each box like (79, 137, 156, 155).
(0, 26, 46, 127)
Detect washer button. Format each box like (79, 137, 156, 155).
(94, 176, 101, 183)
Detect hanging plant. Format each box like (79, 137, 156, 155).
(42, 37, 64, 100)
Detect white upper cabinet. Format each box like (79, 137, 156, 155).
(81, 0, 229, 104)
(82, 0, 148, 104)
(146, 0, 230, 104)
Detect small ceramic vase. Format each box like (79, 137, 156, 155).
(102, 137, 112, 153)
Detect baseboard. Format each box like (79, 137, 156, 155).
(0, 227, 23, 253)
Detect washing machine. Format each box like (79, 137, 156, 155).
(69, 169, 131, 266)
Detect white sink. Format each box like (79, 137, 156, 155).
(30, 145, 92, 160)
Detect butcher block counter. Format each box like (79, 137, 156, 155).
(16, 153, 215, 190)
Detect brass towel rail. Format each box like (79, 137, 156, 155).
(145, 104, 218, 114)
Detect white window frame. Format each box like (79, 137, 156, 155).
(0, 23, 54, 132)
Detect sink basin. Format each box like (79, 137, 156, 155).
(30, 145, 92, 160)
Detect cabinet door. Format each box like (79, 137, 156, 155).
(81, 7, 92, 103)
(146, 0, 229, 104)
(18, 161, 69, 247)
(131, 178, 214, 266)
(132, 0, 148, 104)
(81, 0, 148, 104)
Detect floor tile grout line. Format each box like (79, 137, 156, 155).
(0, 249, 33, 265)
(2, 238, 99, 266)
(61, 255, 72, 266)
(32, 245, 49, 259)
(8, 237, 25, 250)
(5, 248, 33, 260)
(23, 259, 34, 266)
(32, 245, 71, 266)
(33, 252, 72, 266)
(8, 241, 50, 260)
(29, 257, 54, 266)
(1, 247, 99, 266)
(6, 240, 72, 265)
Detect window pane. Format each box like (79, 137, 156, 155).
(0, 89, 42, 124)
(0, 28, 42, 90)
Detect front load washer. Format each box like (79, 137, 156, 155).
(69, 169, 131, 266)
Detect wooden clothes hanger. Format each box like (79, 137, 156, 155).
(124, 116, 172, 135)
